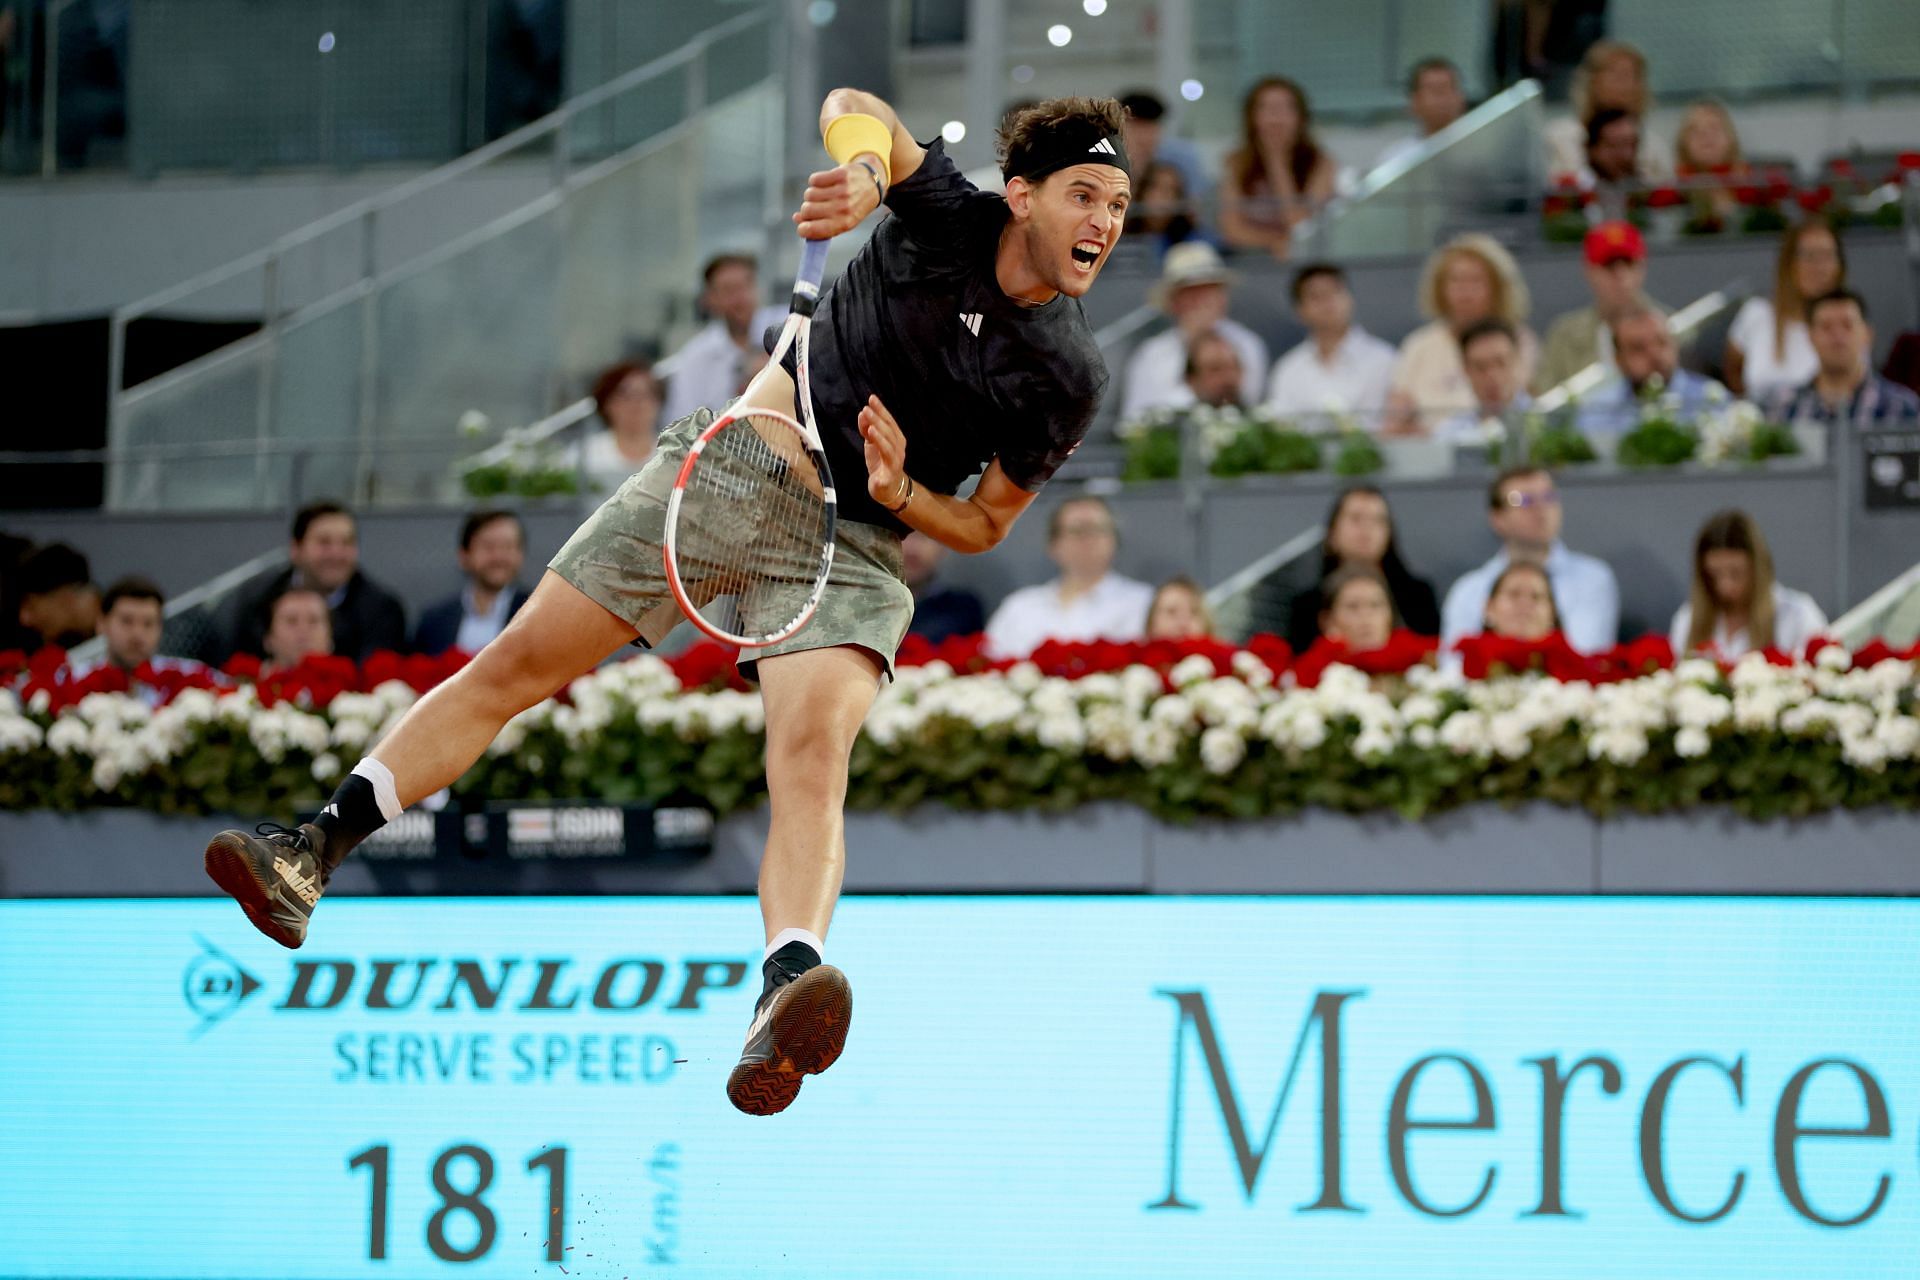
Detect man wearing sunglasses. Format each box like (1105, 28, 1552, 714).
(1438, 465, 1620, 654)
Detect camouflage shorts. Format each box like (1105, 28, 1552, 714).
(548, 409, 913, 681)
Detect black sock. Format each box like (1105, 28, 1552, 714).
(758, 941, 821, 1008)
(311, 773, 387, 872)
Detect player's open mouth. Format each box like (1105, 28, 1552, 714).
(1070, 240, 1102, 270)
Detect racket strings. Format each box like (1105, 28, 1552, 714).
(673, 413, 830, 636)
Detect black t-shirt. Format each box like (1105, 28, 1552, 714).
(783, 139, 1109, 532)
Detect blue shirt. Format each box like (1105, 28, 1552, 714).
(1440, 542, 1622, 656)
(1771, 374, 1920, 430)
(1575, 370, 1727, 439)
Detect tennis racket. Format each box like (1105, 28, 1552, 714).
(663, 236, 837, 647)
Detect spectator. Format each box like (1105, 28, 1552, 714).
(260, 586, 333, 676)
(1385, 234, 1538, 433)
(1271, 485, 1440, 652)
(1118, 90, 1209, 199)
(225, 501, 407, 663)
(572, 361, 664, 498)
(1774, 290, 1920, 429)
(902, 531, 985, 645)
(1438, 318, 1533, 443)
(1535, 221, 1665, 392)
(1123, 161, 1203, 256)
(1184, 331, 1246, 410)
(1725, 221, 1846, 401)
(15, 543, 99, 651)
(1119, 242, 1268, 421)
(1576, 306, 1729, 439)
(412, 510, 533, 657)
(1544, 40, 1673, 183)
(1374, 58, 1469, 172)
(1670, 510, 1826, 660)
(984, 496, 1154, 659)
(1218, 77, 1337, 258)
(1317, 565, 1396, 651)
(67, 577, 218, 705)
(1576, 109, 1643, 217)
(1440, 466, 1619, 654)
(1264, 263, 1397, 430)
(1480, 561, 1561, 642)
(1145, 575, 1216, 641)
(659, 253, 787, 424)
(1673, 97, 1747, 227)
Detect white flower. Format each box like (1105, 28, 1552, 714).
(1035, 712, 1087, 753)
(1199, 726, 1246, 775)
(1352, 724, 1397, 762)
(1169, 654, 1216, 691)
(1410, 723, 1437, 750)
(1674, 726, 1711, 758)
(1149, 694, 1195, 728)
(1005, 662, 1042, 694)
(312, 752, 342, 781)
(1814, 643, 1850, 672)
(1231, 651, 1275, 688)
(46, 717, 89, 756)
(1588, 726, 1649, 765)
(1438, 710, 1489, 756)
(91, 754, 123, 792)
(458, 409, 492, 436)
(1130, 720, 1182, 767)
(27, 688, 50, 715)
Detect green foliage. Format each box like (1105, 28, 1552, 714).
(1211, 422, 1321, 477)
(1329, 431, 1384, 477)
(1528, 422, 1600, 468)
(1616, 417, 1699, 468)
(1120, 424, 1182, 482)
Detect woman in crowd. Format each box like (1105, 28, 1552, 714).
(1218, 77, 1337, 258)
(1124, 161, 1203, 256)
(1316, 565, 1397, 652)
(1144, 576, 1217, 641)
(1481, 561, 1561, 642)
(1281, 486, 1439, 652)
(1669, 509, 1826, 659)
(1724, 221, 1846, 402)
(1385, 234, 1538, 433)
(1544, 40, 1673, 183)
(571, 360, 664, 498)
(1673, 98, 1747, 226)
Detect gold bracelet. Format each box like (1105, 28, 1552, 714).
(884, 475, 915, 513)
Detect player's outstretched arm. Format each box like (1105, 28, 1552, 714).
(858, 395, 1035, 554)
(794, 89, 928, 240)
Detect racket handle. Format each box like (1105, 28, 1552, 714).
(794, 236, 831, 305)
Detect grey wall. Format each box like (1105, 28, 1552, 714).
(5, 454, 1913, 646)
(3, 805, 1917, 897)
(0, 161, 554, 322)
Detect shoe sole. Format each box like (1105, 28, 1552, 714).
(204, 834, 304, 950)
(726, 965, 852, 1117)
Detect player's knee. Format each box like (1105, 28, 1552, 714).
(765, 714, 860, 775)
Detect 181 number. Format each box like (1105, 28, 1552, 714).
(348, 1143, 568, 1263)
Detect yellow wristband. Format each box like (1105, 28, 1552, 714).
(823, 112, 893, 186)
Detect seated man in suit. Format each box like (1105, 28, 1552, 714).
(223, 501, 407, 663)
(412, 509, 532, 656)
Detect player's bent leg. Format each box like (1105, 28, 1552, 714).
(726, 643, 883, 1116)
(204, 570, 638, 949)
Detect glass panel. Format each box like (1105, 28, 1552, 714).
(268, 295, 366, 505)
(110, 344, 267, 510)
(1301, 83, 1544, 261)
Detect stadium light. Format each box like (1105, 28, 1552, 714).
(1180, 79, 1204, 101)
(941, 120, 967, 144)
(1047, 24, 1072, 47)
(1083, 0, 1108, 15)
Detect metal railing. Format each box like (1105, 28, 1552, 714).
(1830, 561, 1920, 649)
(104, 7, 779, 513)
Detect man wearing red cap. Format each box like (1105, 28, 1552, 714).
(1533, 220, 1667, 392)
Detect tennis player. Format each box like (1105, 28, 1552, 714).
(205, 89, 1132, 1114)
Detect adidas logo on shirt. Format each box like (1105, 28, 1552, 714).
(959, 312, 983, 337)
(1088, 137, 1118, 156)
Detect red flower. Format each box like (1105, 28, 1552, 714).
(1455, 632, 1591, 681)
(0, 649, 25, 676)
(27, 645, 66, 680)
(1293, 631, 1435, 687)
(1795, 185, 1834, 212)
(1245, 633, 1293, 675)
(222, 653, 262, 681)
(1827, 157, 1855, 178)
(1645, 186, 1684, 209)
(665, 641, 744, 692)
(1733, 184, 1765, 207)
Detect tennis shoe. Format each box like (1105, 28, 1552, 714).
(204, 822, 332, 949)
(726, 963, 852, 1116)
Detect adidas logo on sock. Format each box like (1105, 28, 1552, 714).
(1088, 137, 1117, 156)
(273, 855, 321, 907)
(959, 312, 982, 337)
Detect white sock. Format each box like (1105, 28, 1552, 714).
(763, 927, 824, 967)
(352, 757, 404, 821)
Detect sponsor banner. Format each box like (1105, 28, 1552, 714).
(1863, 429, 1920, 509)
(2, 898, 1919, 1278)
(486, 802, 714, 862)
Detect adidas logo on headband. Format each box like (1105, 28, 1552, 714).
(1087, 137, 1118, 156)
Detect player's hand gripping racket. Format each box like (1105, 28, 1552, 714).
(663, 236, 836, 646)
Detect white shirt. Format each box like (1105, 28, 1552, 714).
(567, 429, 653, 502)
(1264, 327, 1398, 426)
(1119, 319, 1269, 423)
(984, 573, 1156, 660)
(660, 305, 788, 424)
(454, 585, 518, 655)
(1727, 297, 1821, 405)
(1668, 583, 1827, 660)
(1440, 542, 1622, 656)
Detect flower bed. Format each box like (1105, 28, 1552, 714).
(2, 635, 1917, 824)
